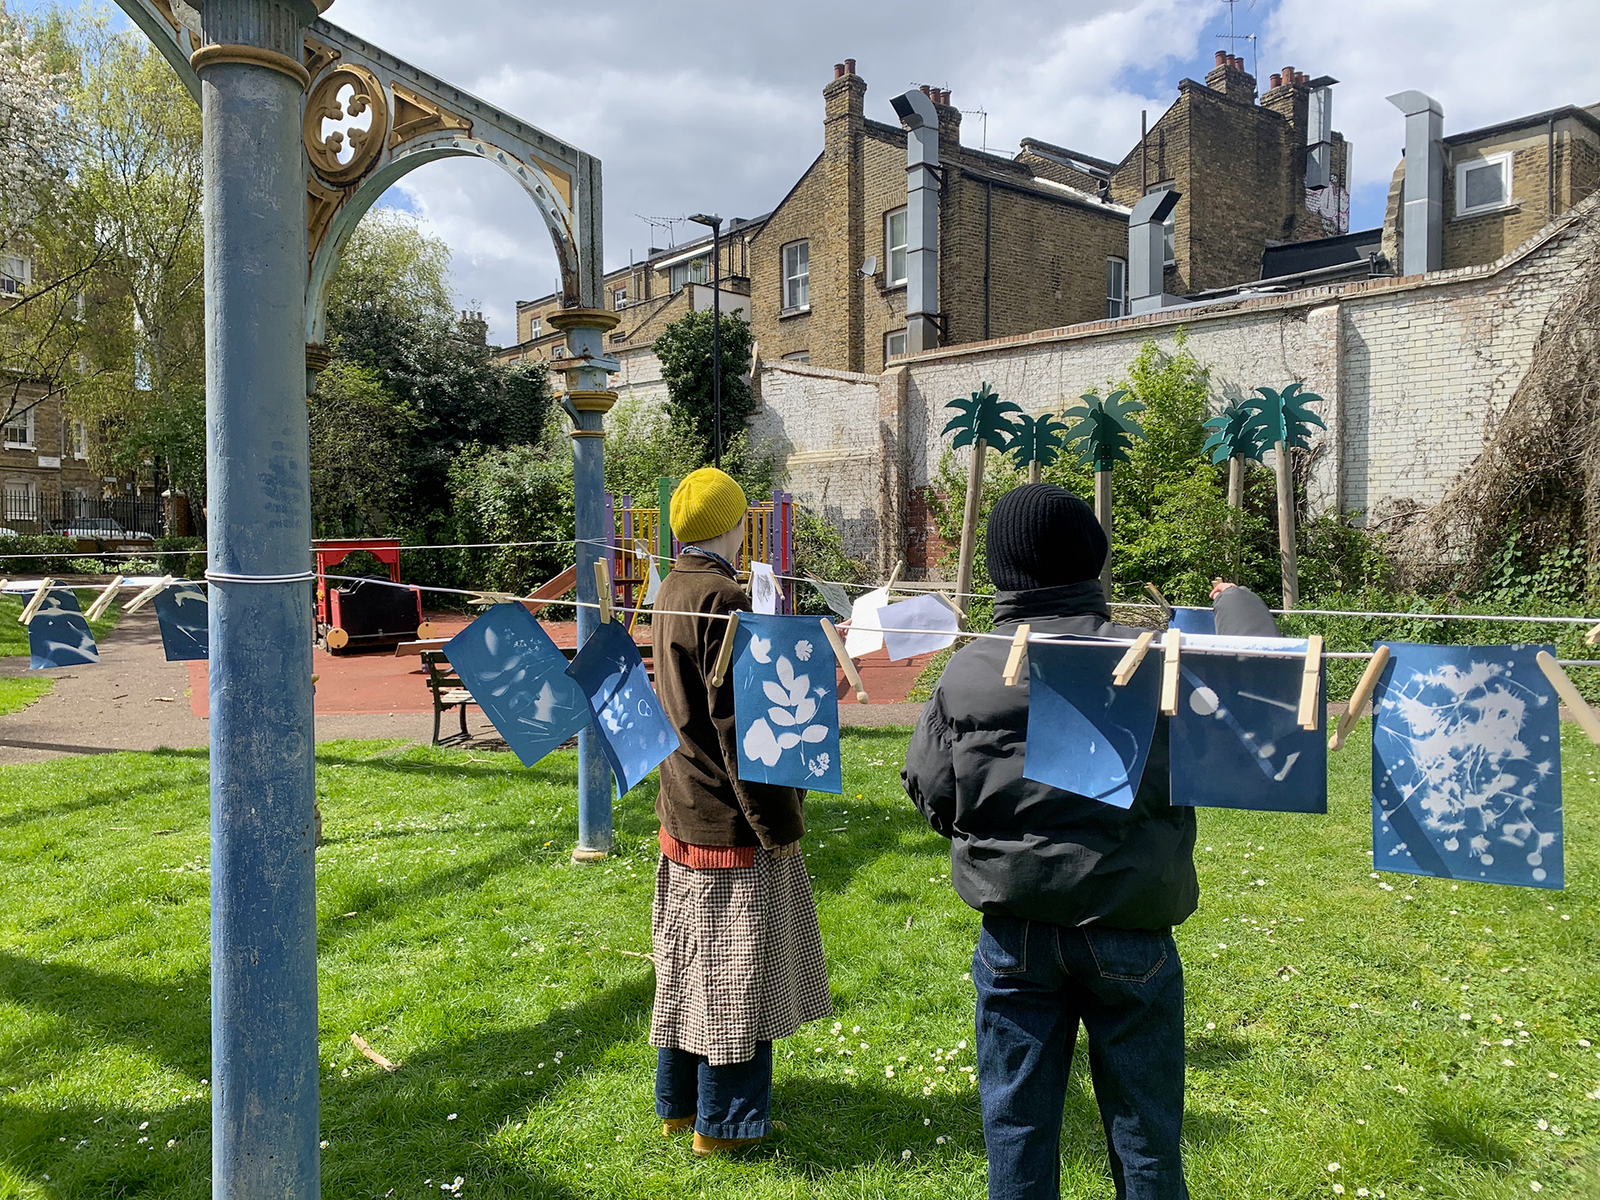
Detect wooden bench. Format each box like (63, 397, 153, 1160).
(422, 650, 476, 745)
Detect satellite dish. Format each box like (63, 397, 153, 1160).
(860, 256, 878, 277)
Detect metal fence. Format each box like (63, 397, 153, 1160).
(0, 489, 166, 539)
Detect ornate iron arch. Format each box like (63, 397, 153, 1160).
(106, 1, 604, 346)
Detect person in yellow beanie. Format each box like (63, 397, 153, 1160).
(648, 467, 832, 1157)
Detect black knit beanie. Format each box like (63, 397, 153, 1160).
(985, 483, 1107, 591)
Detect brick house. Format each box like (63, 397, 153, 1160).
(746, 62, 1131, 376)
(1382, 102, 1600, 273)
(497, 217, 763, 408)
(0, 375, 102, 534)
(1104, 54, 1354, 297)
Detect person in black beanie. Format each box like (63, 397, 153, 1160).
(902, 483, 1278, 1200)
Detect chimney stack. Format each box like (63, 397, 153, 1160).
(1205, 52, 1257, 99)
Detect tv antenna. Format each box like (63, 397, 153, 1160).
(1216, 0, 1259, 86)
(636, 213, 687, 250)
(961, 106, 990, 151)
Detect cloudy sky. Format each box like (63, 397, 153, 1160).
(56, 0, 1600, 343)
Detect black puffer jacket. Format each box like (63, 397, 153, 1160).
(902, 581, 1278, 931)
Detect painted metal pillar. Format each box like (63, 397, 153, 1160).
(550, 309, 621, 861)
(193, 1, 321, 1197)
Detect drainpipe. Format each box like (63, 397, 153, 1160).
(983, 181, 992, 340)
(1386, 90, 1444, 275)
(891, 87, 940, 351)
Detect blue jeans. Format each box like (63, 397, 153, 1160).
(654, 1042, 773, 1139)
(973, 915, 1188, 1200)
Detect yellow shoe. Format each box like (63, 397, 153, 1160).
(662, 1116, 694, 1137)
(692, 1131, 764, 1157)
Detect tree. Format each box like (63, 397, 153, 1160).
(308, 360, 422, 537)
(0, 5, 70, 260)
(653, 308, 756, 460)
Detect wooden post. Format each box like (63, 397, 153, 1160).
(1028, 460, 1040, 486)
(1275, 440, 1299, 610)
(1227, 455, 1243, 509)
(1094, 468, 1113, 600)
(954, 437, 987, 615)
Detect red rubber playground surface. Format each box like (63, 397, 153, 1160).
(186, 613, 936, 717)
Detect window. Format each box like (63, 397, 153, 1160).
(0, 255, 28, 296)
(1106, 258, 1128, 318)
(885, 208, 908, 286)
(782, 240, 810, 311)
(884, 329, 907, 360)
(1146, 182, 1176, 266)
(781, 350, 810, 364)
(3, 480, 34, 523)
(669, 255, 709, 292)
(612, 286, 628, 309)
(2, 408, 32, 449)
(72, 420, 86, 459)
(551, 344, 567, 360)
(527, 316, 542, 339)
(1456, 152, 1513, 217)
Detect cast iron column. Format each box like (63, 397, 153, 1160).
(550, 308, 621, 861)
(194, 1, 320, 1196)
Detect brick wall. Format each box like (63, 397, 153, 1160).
(751, 192, 1600, 575)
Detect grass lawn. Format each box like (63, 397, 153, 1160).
(0, 678, 53, 716)
(1, 727, 1598, 1198)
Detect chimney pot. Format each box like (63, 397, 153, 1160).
(1231, 56, 1241, 70)
(920, 83, 931, 95)
(844, 57, 856, 75)
(1299, 72, 1310, 86)
(1270, 73, 1282, 89)
(1282, 65, 1294, 83)
(941, 89, 952, 105)
(833, 63, 845, 79)
(1215, 50, 1227, 65)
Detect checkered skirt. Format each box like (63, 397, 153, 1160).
(649, 847, 833, 1066)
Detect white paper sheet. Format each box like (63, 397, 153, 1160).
(750, 561, 778, 614)
(843, 586, 890, 659)
(880, 593, 961, 661)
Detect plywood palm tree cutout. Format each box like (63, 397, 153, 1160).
(1246, 383, 1325, 609)
(1007, 411, 1069, 485)
(943, 382, 1021, 613)
(1203, 397, 1269, 579)
(1062, 389, 1144, 599)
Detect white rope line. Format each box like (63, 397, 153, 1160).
(205, 569, 315, 584)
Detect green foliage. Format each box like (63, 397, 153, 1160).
(0, 534, 76, 573)
(153, 535, 205, 580)
(0, 674, 51, 714)
(602, 398, 781, 512)
(308, 360, 424, 538)
(652, 309, 757, 460)
(446, 428, 576, 596)
(1005, 411, 1068, 471)
(1062, 389, 1145, 470)
(942, 382, 1021, 450)
(1478, 523, 1589, 607)
(792, 509, 872, 616)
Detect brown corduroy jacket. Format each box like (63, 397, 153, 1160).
(653, 552, 805, 850)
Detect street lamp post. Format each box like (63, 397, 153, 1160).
(688, 213, 722, 466)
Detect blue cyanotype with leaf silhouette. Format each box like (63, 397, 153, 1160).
(1022, 639, 1160, 809)
(732, 612, 841, 794)
(29, 587, 98, 669)
(152, 582, 209, 661)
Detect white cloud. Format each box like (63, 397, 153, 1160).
(316, 0, 1600, 342)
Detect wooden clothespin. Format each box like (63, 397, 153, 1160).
(931, 588, 968, 630)
(84, 575, 125, 623)
(1002, 624, 1031, 687)
(885, 559, 904, 597)
(594, 558, 613, 624)
(821, 617, 870, 704)
(1297, 634, 1324, 730)
(466, 591, 519, 608)
(19, 577, 55, 625)
(124, 575, 174, 613)
(1329, 644, 1390, 752)
(1586, 622, 1600, 647)
(1536, 650, 1600, 746)
(1112, 630, 1156, 687)
(1159, 629, 1181, 715)
(709, 611, 740, 688)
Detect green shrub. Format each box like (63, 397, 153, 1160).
(0, 535, 77, 574)
(154, 536, 206, 580)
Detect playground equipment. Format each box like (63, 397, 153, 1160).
(312, 537, 427, 652)
(105, 0, 613, 1191)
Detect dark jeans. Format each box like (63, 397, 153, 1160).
(654, 1042, 773, 1139)
(973, 915, 1188, 1200)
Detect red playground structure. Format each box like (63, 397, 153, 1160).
(312, 538, 430, 654)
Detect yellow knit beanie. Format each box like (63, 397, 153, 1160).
(670, 468, 747, 543)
